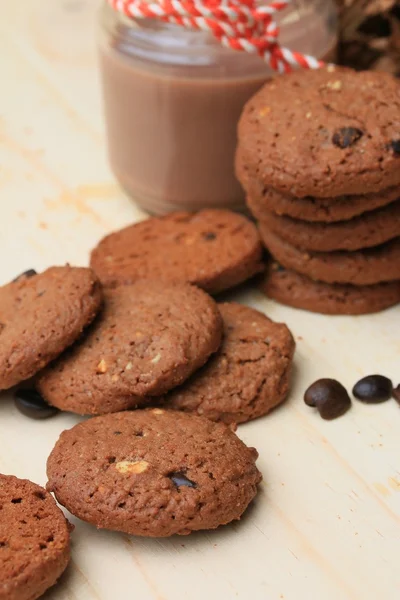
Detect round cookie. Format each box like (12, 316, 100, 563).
(259, 226, 400, 285)
(237, 66, 400, 198)
(90, 210, 264, 293)
(163, 302, 295, 424)
(46, 409, 262, 537)
(245, 177, 400, 223)
(256, 199, 400, 252)
(0, 266, 102, 390)
(38, 280, 223, 415)
(237, 148, 400, 224)
(0, 474, 70, 600)
(261, 263, 400, 315)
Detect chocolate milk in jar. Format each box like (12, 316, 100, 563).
(99, 1, 337, 215)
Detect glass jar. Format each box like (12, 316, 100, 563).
(99, 1, 338, 215)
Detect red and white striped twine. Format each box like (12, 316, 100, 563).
(107, 0, 323, 73)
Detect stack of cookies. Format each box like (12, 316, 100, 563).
(236, 66, 400, 315)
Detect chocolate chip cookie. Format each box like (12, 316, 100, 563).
(90, 210, 263, 293)
(256, 199, 400, 252)
(0, 474, 70, 600)
(0, 266, 102, 390)
(46, 409, 262, 537)
(259, 226, 400, 285)
(237, 67, 400, 198)
(163, 302, 295, 424)
(261, 262, 400, 315)
(239, 159, 400, 223)
(38, 280, 222, 415)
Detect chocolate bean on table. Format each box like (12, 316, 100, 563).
(14, 389, 59, 419)
(304, 379, 351, 420)
(393, 385, 400, 403)
(352, 375, 393, 404)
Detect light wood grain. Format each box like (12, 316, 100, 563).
(1, 1, 399, 598)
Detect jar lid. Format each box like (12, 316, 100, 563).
(106, 0, 322, 72)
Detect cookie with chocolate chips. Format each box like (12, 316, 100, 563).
(0, 266, 102, 390)
(90, 210, 263, 293)
(46, 409, 262, 537)
(0, 474, 70, 600)
(38, 280, 223, 415)
(163, 302, 295, 424)
(237, 66, 400, 198)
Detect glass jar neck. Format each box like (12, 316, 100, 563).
(101, 0, 337, 71)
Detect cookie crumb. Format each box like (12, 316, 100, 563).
(327, 80, 342, 91)
(151, 353, 162, 364)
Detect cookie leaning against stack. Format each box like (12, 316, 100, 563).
(236, 66, 400, 315)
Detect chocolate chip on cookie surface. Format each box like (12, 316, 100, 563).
(0, 266, 102, 390)
(90, 210, 263, 293)
(46, 409, 262, 537)
(0, 474, 70, 600)
(163, 302, 295, 424)
(38, 280, 223, 415)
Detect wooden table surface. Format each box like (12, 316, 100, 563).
(1, 1, 399, 599)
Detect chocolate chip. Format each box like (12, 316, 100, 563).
(352, 375, 393, 403)
(14, 389, 59, 419)
(393, 384, 400, 403)
(202, 232, 217, 241)
(304, 379, 351, 420)
(12, 269, 37, 283)
(272, 262, 285, 272)
(332, 127, 363, 149)
(390, 139, 400, 155)
(169, 472, 197, 488)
